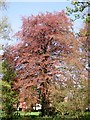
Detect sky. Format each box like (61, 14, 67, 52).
(1, 1, 83, 45)
(6, 0, 86, 2)
(6, 0, 72, 2)
(5, 2, 73, 33)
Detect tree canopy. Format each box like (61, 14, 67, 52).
(2, 10, 88, 115)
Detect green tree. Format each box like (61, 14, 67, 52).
(0, 1, 18, 119)
(0, 0, 11, 41)
(66, 0, 90, 110)
(0, 0, 6, 10)
(66, 1, 90, 22)
(1, 59, 18, 119)
(0, 0, 11, 74)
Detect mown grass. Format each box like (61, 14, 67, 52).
(17, 111, 41, 117)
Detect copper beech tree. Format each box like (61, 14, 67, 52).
(3, 11, 81, 115)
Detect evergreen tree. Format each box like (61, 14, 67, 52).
(1, 59, 18, 119)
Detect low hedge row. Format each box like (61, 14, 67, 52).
(1, 112, 90, 120)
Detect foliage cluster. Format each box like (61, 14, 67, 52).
(66, 1, 90, 22)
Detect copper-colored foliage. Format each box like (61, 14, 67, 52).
(3, 11, 86, 106)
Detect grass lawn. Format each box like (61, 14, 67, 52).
(30, 111, 41, 116)
(17, 111, 41, 117)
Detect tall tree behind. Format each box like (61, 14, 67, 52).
(0, 0, 11, 77)
(0, 1, 18, 119)
(66, 0, 90, 110)
(66, 1, 90, 22)
(0, 0, 11, 41)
